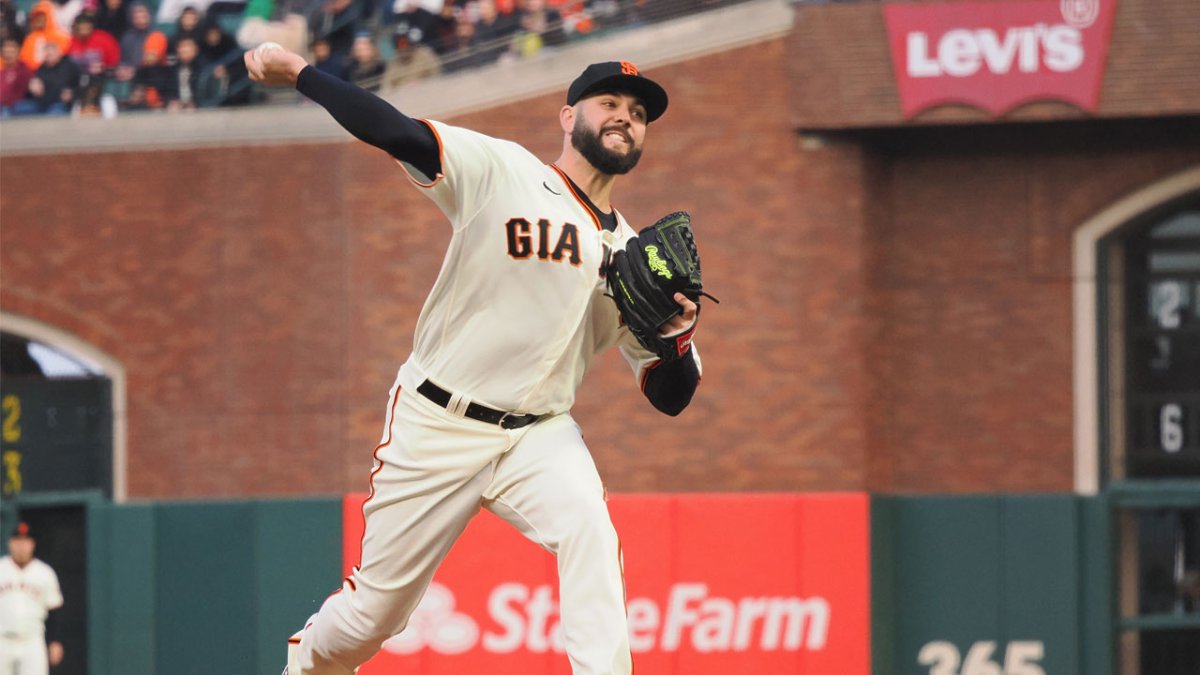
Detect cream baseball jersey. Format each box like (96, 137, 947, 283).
(398, 120, 701, 414)
(0, 556, 62, 640)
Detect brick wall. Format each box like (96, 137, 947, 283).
(2, 38, 1197, 498)
(860, 119, 1200, 491)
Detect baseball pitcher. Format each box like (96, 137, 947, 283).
(246, 44, 710, 675)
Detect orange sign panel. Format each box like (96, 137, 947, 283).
(341, 493, 871, 674)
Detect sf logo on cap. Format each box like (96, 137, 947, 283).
(620, 61, 639, 76)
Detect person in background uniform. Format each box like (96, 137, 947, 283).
(247, 42, 698, 675)
(0, 522, 64, 675)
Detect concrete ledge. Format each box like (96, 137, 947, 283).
(0, 0, 792, 156)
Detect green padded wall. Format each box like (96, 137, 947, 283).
(87, 498, 342, 675)
(872, 494, 1111, 675)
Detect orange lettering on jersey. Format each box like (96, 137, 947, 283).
(507, 218, 583, 267)
(536, 219, 552, 260)
(552, 223, 582, 266)
(599, 241, 612, 279)
(620, 61, 639, 76)
(506, 218, 533, 259)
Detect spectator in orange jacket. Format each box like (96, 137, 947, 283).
(19, 0, 72, 70)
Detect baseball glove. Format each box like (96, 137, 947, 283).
(606, 211, 716, 362)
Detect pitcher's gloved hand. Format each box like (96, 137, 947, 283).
(606, 211, 717, 362)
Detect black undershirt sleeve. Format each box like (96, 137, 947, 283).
(295, 66, 441, 179)
(642, 352, 700, 416)
(45, 607, 61, 643)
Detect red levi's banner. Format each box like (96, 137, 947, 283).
(341, 493, 870, 675)
(883, 0, 1117, 118)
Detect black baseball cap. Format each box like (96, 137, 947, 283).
(10, 521, 34, 539)
(567, 61, 668, 123)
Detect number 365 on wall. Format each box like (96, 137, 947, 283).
(918, 640, 1046, 675)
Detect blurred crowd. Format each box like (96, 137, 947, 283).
(1, 0, 254, 116)
(0, 0, 713, 118)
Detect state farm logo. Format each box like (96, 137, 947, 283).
(382, 583, 479, 655)
(884, 0, 1117, 117)
(382, 581, 830, 655)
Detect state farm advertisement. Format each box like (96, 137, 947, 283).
(342, 493, 871, 674)
(883, 0, 1117, 117)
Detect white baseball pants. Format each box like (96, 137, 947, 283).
(291, 373, 631, 674)
(0, 634, 49, 675)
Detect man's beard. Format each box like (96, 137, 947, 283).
(571, 117, 642, 175)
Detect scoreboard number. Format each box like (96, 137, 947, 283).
(2, 394, 20, 443)
(1149, 280, 1187, 329)
(1159, 403, 1185, 453)
(918, 640, 1046, 675)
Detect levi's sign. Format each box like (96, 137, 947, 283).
(346, 493, 871, 674)
(883, 0, 1117, 117)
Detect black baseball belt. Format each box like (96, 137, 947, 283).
(417, 379, 543, 430)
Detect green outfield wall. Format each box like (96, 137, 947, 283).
(872, 494, 1113, 675)
(84, 498, 342, 675)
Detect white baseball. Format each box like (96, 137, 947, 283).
(254, 41, 284, 65)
